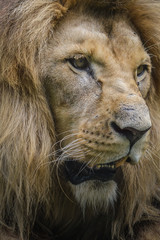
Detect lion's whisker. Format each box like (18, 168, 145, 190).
(52, 133, 79, 148)
(47, 137, 84, 157)
(56, 129, 78, 136)
(60, 138, 85, 150)
(76, 153, 103, 176)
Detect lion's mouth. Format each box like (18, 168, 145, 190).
(64, 156, 128, 185)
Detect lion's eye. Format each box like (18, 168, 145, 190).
(136, 65, 147, 78)
(68, 57, 90, 71)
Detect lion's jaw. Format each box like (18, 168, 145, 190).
(41, 11, 151, 209)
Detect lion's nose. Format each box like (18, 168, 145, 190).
(111, 122, 151, 146)
(110, 103, 152, 146)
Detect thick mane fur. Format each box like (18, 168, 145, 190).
(0, 0, 160, 239)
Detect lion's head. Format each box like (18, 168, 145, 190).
(0, 0, 160, 239)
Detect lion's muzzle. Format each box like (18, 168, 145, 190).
(65, 98, 152, 185)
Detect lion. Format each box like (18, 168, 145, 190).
(0, 0, 160, 239)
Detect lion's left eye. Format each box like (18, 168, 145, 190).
(136, 65, 148, 78)
(68, 57, 90, 71)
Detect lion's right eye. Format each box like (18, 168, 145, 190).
(68, 57, 90, 71)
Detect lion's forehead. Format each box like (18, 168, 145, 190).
(53, 13, 142, 63)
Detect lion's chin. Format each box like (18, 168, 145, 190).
(69, 180, 117, 213)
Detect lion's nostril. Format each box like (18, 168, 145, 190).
(122, 127, 150, 146)
(111, 122, 150, 146)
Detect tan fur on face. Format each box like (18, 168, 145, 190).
(0, 0, 160, 240)
(42, 13, 151, 167)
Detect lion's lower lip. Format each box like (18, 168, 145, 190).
(64, 157, 128, 185)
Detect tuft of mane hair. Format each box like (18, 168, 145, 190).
(0, 0, 160, 239)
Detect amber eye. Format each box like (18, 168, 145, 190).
(136, 65, 147, 78)
(69, 57, 90, 70)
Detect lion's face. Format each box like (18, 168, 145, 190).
(40, 11, 151, 208)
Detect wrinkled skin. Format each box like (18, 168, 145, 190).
(41, 10, 151, 208)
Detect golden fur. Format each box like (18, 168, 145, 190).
(0, 0, 160, 239)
